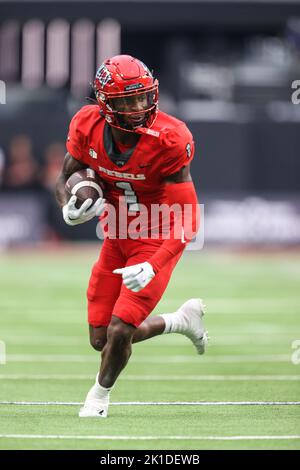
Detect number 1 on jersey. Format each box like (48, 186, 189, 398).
(116, 181, 140, 212)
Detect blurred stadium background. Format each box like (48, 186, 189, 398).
(0, 0, 299, 451)
(1, 0, 300, 245)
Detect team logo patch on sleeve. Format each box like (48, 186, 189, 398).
(186, 143, 192, 158)
(89, 148, 98, 159)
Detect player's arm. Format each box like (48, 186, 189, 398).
(55, 152, 88, 208)
(55, 152, 105, 226)
(113, 164, 199, 292)
(163, 163, 192, 184)
(147, 163, 199, 273)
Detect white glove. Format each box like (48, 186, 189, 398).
(113, 262, 155, 292)
(62, 195, 105, 226)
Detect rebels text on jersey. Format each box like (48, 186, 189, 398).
(66, 105, 195, 238)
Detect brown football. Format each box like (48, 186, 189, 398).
(65, 168, 105, 209)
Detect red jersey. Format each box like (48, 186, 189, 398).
(66, 105, 195, 238)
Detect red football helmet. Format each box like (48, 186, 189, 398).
(93, 55, 159, 134)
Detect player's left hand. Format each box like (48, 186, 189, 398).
(113, 262, 155, 292)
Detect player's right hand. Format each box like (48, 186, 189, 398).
(62, 195, 105, 226)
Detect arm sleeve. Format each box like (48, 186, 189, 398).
(148, 181, 200, 273)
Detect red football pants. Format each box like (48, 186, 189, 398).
(87, 238, 182, 328)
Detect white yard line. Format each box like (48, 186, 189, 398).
(0, 374, 299, 381)
(0, 401, 299, 406)
(0, 434, 299, 441)
(5, 354, 292, 363)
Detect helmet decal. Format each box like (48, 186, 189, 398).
(95, 64, 113, 89)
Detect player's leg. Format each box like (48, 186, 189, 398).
(87, 238, 125, 351)
(89, 325, 107, 351)
(99, 315, 136, 387)
(80, 239, 173, 418)
(131, 315, 165, 342)
(81, 300, 207, 418)
(80, 315, 136, 419)
(79, 239, 125, 418)
(80, 239, 207, 418)
(96, 270, 206, 389)
(132, 298, 208, 354)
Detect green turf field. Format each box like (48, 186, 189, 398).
(0, 245, 299, 450)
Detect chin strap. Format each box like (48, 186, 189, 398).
(107, 121, 162, 138)
(135, 127, 161, 138)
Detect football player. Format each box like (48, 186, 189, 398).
(55, 55, 208, 418)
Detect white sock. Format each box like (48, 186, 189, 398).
(160, 312, 181, 334)
(86, 373, 113, 401)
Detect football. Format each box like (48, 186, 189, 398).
(65, 168, 105, 209)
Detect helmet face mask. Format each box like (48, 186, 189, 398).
(109, 88, 157, 130)
(93, 55, 159, 133)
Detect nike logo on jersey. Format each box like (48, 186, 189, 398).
(98, 165, 146, 180)
(139, 163, 151, 168)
